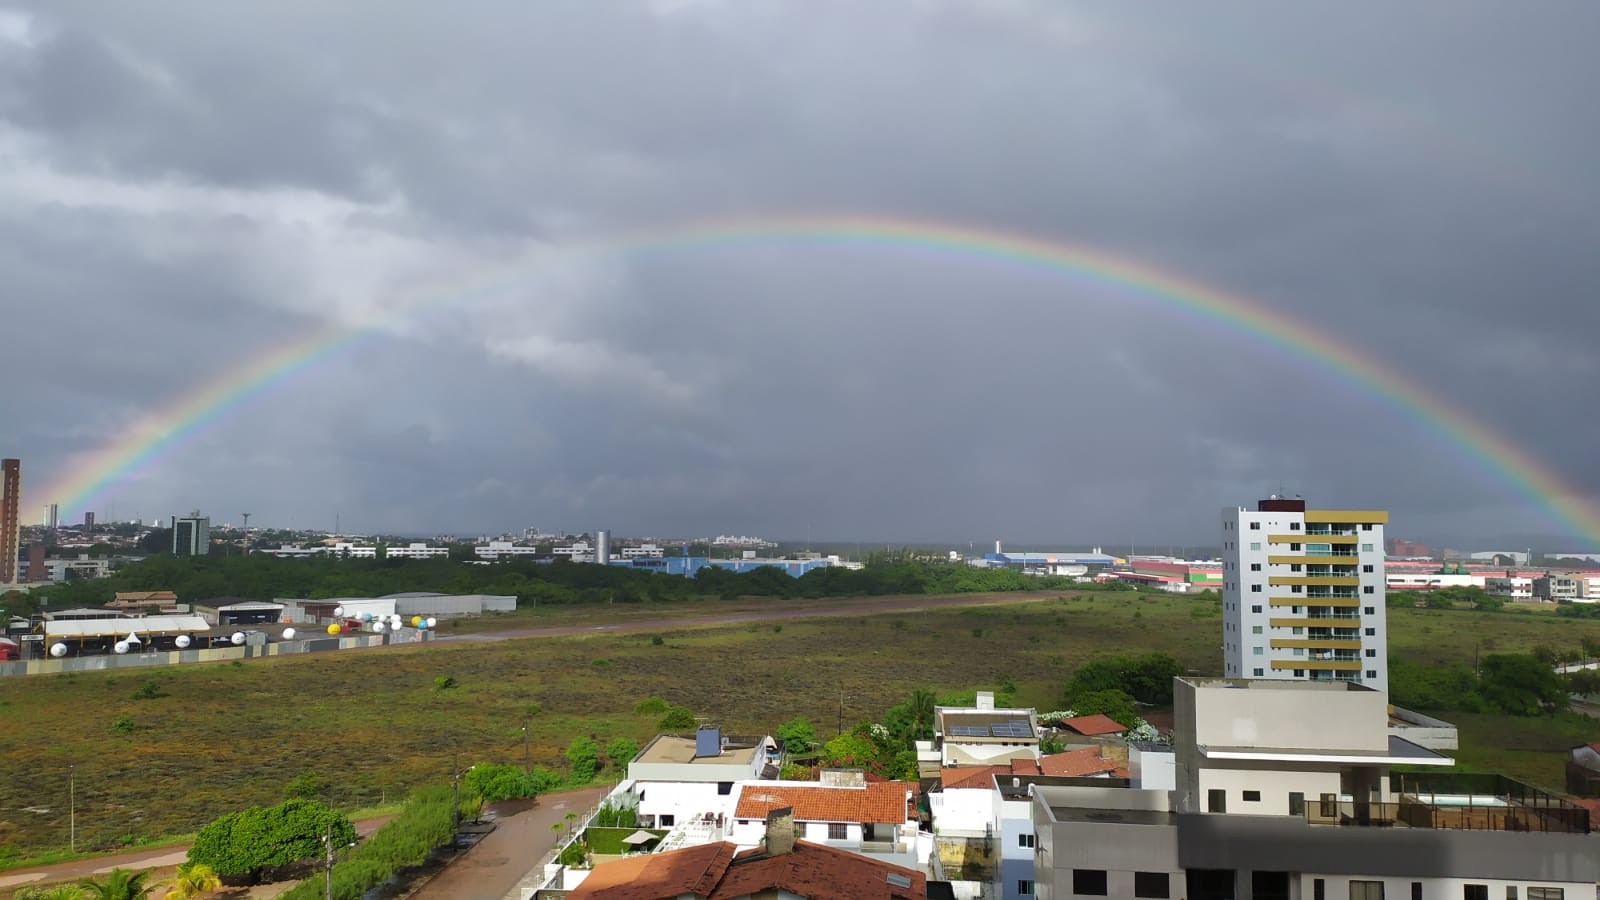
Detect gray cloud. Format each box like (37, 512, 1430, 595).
(2, 1, 1598, 548)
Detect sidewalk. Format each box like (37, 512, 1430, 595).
(409, 787, 607, 900)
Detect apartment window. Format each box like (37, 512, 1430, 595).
(1363, 564, 1374, 573)
(1293, 648, 1305, 657)
(1252, 625, 1263, 634)
(660, 815, 675, 826)
(1294, 669, 1305, 677)
(1351, 881, 1385, 900)
(1506, 888, 1517, 900)
(1362, 543, 1375, 552)
(1018, 881, 1034, 896)
(1290, 543, 1301, 551)
(1252, 668, 1264, 676)
(1073, 870, 1109, 896)
(1252, 604, 1262, 613)
(1365, 627, 1376, 636)
(1526, 889, 1562, 900)
(1366, 670, 1378, 679)
(827, 822, 848, 840)
(718, 782, 733, 795)
(1292, 586, 1303, 593)
(1251, 542, 1262, 551)
(1135, 872, 1171, 899)
(1207, 789, 1226, 813)
(1364, 586, 1375, 594)
(1366, 649, 1377, 657)
(1315, 880, 1326, 900)
(1292, 627, 1304, 635)
(1250, 563, 1262, 572)
(1251, 585, 1262, 593)
(1292, 564, 1303, 572)
(1253, 646, 1264, 656)
(1288, 792, 1305, 816)
(1413, 884, 1423, 900)
(1464, 887, 1488, 900)
(1291, 522, 1301, 531)
(1250, 522, 1260, 530)
(1018, 832, 1035, 849)
(1243, 790, 1261, 801)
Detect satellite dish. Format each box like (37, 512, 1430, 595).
(114, 641, 130, 654)
(174, 634, 191, 649)
(49, 643, 68, 658)
(230, 632, 246, 646)
(281, 628, 296, 640)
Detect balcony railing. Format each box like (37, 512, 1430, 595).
(1301, 774, 1590, 834)
(1306, 611, 1359, 619)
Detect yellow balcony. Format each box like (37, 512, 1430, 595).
(1270, 639, 1362, 651)
(1268, 576, 1360, 587)
(1304, 510, 1388, 524)
(1269, 555, 1360, 566)
(1267, 534, 1360, 545)
(1270, 659, 1362, 671)
(1269, 617, 1315, 628)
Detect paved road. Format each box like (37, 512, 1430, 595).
(408, 787, 607, 900)
(0, 817, 392, 895)
(442, 590, 1066, 643)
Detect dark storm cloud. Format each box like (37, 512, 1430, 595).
(3, 0, 1598, 547)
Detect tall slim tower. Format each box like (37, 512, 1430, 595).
(1221, 496, 1388, 693)
(171, 512, 211, 557)
(45, 503, 58, 531)
(0, 459, 18, 584)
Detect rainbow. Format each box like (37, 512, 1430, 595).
(38, 212, 1600, 546)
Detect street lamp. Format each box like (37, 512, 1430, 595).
(323, 821, 355, 900)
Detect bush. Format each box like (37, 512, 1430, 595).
(606, 736, 639, 767)
(657, 706, 696, 731)
(463, 763, 545, 804)
(110, 715, 135, 735)
(633, 696, 670, 715)
(566, 736, 600, 783)
(433, 675, 457, 691)
(283, 771, 328, 801)
(278, 785, 455, 900)
(650, 635, 665, 646)
(130, 680, 165, 701)
(189, 799, 356, 884)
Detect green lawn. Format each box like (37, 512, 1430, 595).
(584, 826, 667, 855)
(0, 592, 1594, 855)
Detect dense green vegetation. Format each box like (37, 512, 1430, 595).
(9, 553, 1093, 614)
(187, 799, 355, 884)
(278, 784, 456, 900)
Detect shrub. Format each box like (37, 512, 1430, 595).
(130, 680, 164, 701)
(650, 635, 665, 646)
(189, 799, 355, 884)
(283, 771, 328, 801)
(463, 763, 545, 804)
(565, 736, 600, 783)
(433, 675, 457, 691)
(606, 736, 639, 767)
(657, 706, 696, 731)
(633, 696, 670, 715)
(110, 715, 136, 735)
(277, 785, 455, 900)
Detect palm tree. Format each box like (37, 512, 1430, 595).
(907, 688, 937, 742)
(162, 862, 221, 900)
(78, 868, 156, 900)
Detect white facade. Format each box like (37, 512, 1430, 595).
(1483, 576, 1533, 599)
(622, 543, 665, 559)
(1222, 501, 1389, 694)
(385, 542, 449, 559)
(474, 540, 540, 559)
(552, 541, 595, 563)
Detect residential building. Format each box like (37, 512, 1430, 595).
(26, 543, 46, 582)
(171, 513, 210, 556)
(628, 726, 777, 829)
(935, 691, 1042, 767)
(567, 810, 927, 899)
(1, 459, 19, 584)
(1222, 497, 1389, 693)
(83, 511, 94, 531)
(729, 778, 919, 866)
(44, 503, 57, 531)
(1029, 678, 1593, 900)
(1483, 575, 1534, 600)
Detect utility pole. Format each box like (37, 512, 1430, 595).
(69, 765, 75, 853)
(241, 512, 251, 557)
(324, 821, 334, 900)
(522, 723, 531, 774)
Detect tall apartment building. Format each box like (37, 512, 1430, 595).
(171, 513, 211, 556)
(1222, 497, 1389, 693)
(1, 459, 18, 584)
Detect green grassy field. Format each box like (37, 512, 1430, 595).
(0, 592, 1595, 855)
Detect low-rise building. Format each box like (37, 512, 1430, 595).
(623, 543, 667, 559)
(730, 778, 919, 866)
(1028, 677, 1593, 899)
(474, 540, 541, 560)
(936, 692, 1041, 767)
(384, 542, 449, 559)
(1533, 575, 1582, 603)
(628, 726, 776, 829)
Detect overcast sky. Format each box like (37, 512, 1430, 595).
(3, 2, 1598, 548)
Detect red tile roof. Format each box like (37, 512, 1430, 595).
(712, 840, 925, 899)
(1058, 714, 1127, 736)
(571, 840, 924, 899)
(735, 781, 916, 824)
(1039, 747, 1118, 777)
(939, 765, 1009, 790)
(566, 840, 736, 899)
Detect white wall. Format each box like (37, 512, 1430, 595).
(635, 781, 736, 827)
(930, 787, 995, 837)
(1196, 766, 1343, 816)
(1129, 745, 1176, 791)
(1299, 872, 1590, 900)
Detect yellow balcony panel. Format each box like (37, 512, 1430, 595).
(1269, 597, 1360, 608)
(1270, 639, 1362, 651)
(1269, 555, 1360, 567)
(1267, 534, 1360, 545)
(1304, 510, 1389, 525)
(1268, 576, 1360, 587)
(1269, 618, 1315, 628)
(1269, 659, 1363, 672)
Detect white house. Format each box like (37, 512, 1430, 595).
(627, 727, 774, 829)
(729, 778, 920, 868)
(936, 691, 1042, 767)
